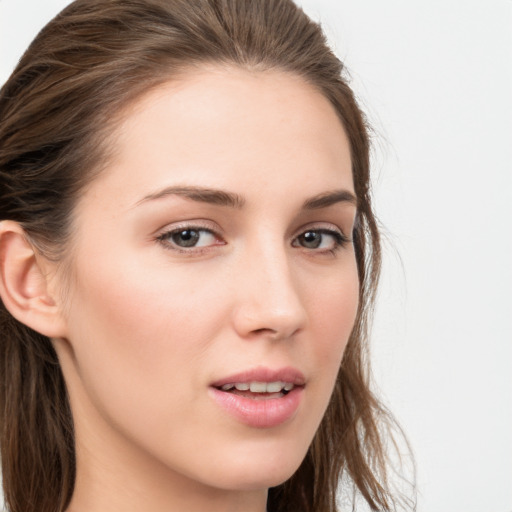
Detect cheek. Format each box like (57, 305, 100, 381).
(61, 255, 234, 473)
(66, 256, 221, 378)
(307, 260, 360, 364)
(62, 250, 224, 415)
(296, 257, 360, 424)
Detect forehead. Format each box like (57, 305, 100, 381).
(81, 66, 353, 211)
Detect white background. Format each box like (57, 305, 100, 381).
(1, 1, 511, 511)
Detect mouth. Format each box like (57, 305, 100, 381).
(209, 367, 305, 428)
(215, 381, 297, 399)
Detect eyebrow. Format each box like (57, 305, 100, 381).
(136, 186, 245, 209)
(136, 185, 357, 210)
(302, 190, 357, 210)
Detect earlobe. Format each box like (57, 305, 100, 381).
(0, 221, 67, 338)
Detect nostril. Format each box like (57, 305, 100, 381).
(252, 327, 273, 335)
(249, 326, 298, 340)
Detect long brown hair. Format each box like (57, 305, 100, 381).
(0, 1, 413, 511)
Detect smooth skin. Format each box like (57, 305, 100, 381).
(0, 67, 359, 512)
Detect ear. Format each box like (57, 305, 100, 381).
(0, 221, 67, 338)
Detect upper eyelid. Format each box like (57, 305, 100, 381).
(292, 228, 348, 246)
(155, 219, 222, 237)
(156, 226, 224, 254)
(292, 222, 348, 240)
(154, 219, 350, 244)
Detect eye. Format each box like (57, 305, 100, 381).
(157, 227, 221, 250)
(293, 228, 348, 252)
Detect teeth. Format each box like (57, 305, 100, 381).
(267, 381, 286, 393)
(221, 381, 295, 393)
(249, 382, 267, 393)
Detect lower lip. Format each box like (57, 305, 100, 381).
(209, 387, 303, 428)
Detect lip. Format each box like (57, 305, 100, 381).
(209, 366, 305, 428)
(210, 366, 306, 388)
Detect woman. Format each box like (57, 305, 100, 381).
(0, 1, 412, 511)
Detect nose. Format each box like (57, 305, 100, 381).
(230, 243, 307, 341)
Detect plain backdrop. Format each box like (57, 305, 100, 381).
(1, 1, 511, 511)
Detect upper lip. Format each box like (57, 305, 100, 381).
(210, 366, 306, 388)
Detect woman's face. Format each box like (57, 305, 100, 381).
(55, 67, 359, 495)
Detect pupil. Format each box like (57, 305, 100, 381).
(302, 231, 321, 248)
(172, 229, 200, 247)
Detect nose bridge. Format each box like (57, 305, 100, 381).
(232, 234, 307, 339)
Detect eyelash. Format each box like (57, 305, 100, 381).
(291, 228, 350, 256)
(156, 223, 223, 255)
(156, 224, 351, 256)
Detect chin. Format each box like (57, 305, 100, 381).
(200, 441, 309, 491)
(215, 467, 298, 492)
